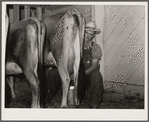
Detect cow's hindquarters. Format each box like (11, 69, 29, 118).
(57, 16, 74, 107)
(21, 23, 40, 108)
(58, 15, 81, 107)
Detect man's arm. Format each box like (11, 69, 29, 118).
(85, 59, 99, 75)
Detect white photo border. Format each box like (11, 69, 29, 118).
(1, 1, 148, 121)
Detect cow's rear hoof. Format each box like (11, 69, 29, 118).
(89, 105, 98, 108)
(40, 101, 46, 108)
(31, 104, 40, 108)
(75, 104, 80, 108)
(61, 105, 68, 108)
(75, 99, 80, 106)
(12, 94, 16, 99)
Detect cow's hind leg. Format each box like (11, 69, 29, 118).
(22, 23, 40, 108)
(23, 69, 40, 108)
(7, 76, 16, 98)
(6, 62, 23, 99)
(73, 64, 79, 106)
(58, 65, 70, 108)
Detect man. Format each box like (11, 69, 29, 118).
(83, 21, 104, 108)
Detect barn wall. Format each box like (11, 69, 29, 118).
(103, 5, 145, 97)
(8, 8, 14, 23)
(7, 4, 145, 97)
(94, 6, 105, 78)
(7, 5, 92, 24)
(75, 5, 92, 23)
(49, 5, 92, 23)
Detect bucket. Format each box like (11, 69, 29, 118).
(68, 85, 75, 106)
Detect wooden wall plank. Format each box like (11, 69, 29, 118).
(105, 63, 129, 82)
(137, 76, 144, 85)
(105, 17, 145, 80)
(110, 17, 145, 65)
(21, 9, 24, 20)
(104, 6, 145, 87)
(128, 62, 144, 84)
(104, 6, 143, 55)
(13, 5, 19, 23)
(24, 6, 30, 19)
(9, 8, 14, 23)
(104, 5, 145, 96)
(104, 6, 137, 55)
(104, 5, 121, 29)
(127, 31, 145, 77)
(110, 37, 144, 84)
(104, 6, 130, 43)
(36, 7, 42, 20)
(45, 8, 50, 17)
(31, 9, 36, 17)
(105, 11, 145, 65)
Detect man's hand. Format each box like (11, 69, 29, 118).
(85, 59, 99, 75)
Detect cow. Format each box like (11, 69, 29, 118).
(5, 17, 46, 108)
(43, 8, 85, 107)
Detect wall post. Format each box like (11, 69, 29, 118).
(24, 6, 30, 19)
(13, 5, 19, 23)
(36, 7, 42, 20)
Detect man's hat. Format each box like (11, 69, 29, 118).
(85, 21, 101, 34)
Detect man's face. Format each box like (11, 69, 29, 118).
(85, 28, 96, 42)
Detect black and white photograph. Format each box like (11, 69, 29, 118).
(1, 1, 148, 121)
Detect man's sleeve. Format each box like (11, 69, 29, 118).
(92, 43, 102, 60)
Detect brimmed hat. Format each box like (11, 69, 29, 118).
(85, 21, 101, 34)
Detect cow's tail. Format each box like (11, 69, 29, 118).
(5, 12, 9, 41)
(38, 20, 46, 71)
(29, 17, 45, 77)
(70, 8, 86, 103)
(70, 8, 85, 57)
(66, 8, 85, 105)
(30, 17, 46, 106)
(38, 20, 47, 107)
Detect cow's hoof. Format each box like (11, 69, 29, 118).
(31, 106, 40, 108)
(75, 100, 80, 106)
(89, 105, 98, 108)
(61, 105, 68, 108)
(75, 104, 80, 108)
(12, 94, 16, 99)
(40, 101, 46, 108)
